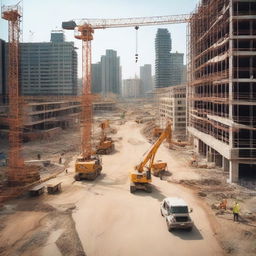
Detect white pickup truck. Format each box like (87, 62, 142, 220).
(160, 197, 194, 232)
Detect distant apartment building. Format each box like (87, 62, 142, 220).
(122, 78, 141, 98)
(19, 31, 78, 96)
(155, 29, 172, 88)
(170, 52, 184, 86)
(158, 85, 186, 140)
(140, 64, 153, 95)
(92, 62, 102, 94)
(188, 0, 256, 182)
(101, 49, 121, 96)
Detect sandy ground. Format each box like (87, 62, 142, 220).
(0, 108, 255, 255)
(70, 121, 223, 256)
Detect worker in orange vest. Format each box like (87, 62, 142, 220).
(233, 201, 240, 222)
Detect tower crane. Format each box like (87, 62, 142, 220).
(2, 3, 39, 186)
(62, 14, 190, 181)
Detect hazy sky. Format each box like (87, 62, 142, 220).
(0, 0, 198, 79)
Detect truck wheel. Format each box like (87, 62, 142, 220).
(130, 186, 136, 193)
(74, 174, 80, 181)
(187, 227, 193, 232)
(145, 184, 152, 193)
(166, 221, 172, 232)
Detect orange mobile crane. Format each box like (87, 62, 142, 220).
(62, 14, 190, 181)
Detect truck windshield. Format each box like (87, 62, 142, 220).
(170, 206, 188, 214)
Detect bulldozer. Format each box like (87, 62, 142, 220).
(130, 123, 172, 193)
(96, 120, 115, 154)
(74, 155, 102, 181)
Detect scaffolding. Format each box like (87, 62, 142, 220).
(188, 0, 256, 180)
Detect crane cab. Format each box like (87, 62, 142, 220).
(130, 169, 152, 193)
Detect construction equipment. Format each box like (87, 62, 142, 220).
(153, 127, 164, 137)
(130, 123, 172, 193)
(62, 20, 102, 181)
(96, 120, 115, 154)
(62, 14, 190, 181)
(2, 4, 39, 186)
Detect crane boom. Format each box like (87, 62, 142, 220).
(62, 14, 190, 30)
(136, 123, 172, 172)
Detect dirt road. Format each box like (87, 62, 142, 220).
(0, 121, 224, 256)
(72, 121, 224, 256)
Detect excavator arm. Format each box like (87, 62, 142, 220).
(136, 123, 172, 172)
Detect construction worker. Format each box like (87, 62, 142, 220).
(233, 201, 240, 222)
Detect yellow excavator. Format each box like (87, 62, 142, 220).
(96, 120, 115, 154)
(130, 123, 172, 193)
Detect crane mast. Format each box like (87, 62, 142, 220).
(75, 25, 94, 159)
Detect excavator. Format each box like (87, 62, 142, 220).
(96, 120, 115, 154)
(130, 123, 172, 193)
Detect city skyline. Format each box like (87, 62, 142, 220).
(0, 0, 198, 79)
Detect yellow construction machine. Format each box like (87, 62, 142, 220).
(130, 123, 172, 193)
(96, 120, 115, 154)
(75, 155, 102, 181)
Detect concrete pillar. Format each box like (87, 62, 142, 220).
(207, 147, 214, 162)
(228, 161, 239, 183)
(223, 157, 229, 172)
(215, 153, 223, 167)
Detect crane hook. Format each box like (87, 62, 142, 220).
(135, 26, 139, 63)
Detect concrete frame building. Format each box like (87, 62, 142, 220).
(20, 31, 78, 96)
(188, 0, 256, 182)
(155, 29, 172, 88)
(158, 85, 186, 140)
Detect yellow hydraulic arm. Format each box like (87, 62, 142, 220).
(136, 123, 172, 173)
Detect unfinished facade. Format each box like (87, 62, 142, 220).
(188, 0, 256, 182)
(158, 85, 186, 140)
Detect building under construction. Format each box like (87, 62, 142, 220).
(188, 0, 256, 182)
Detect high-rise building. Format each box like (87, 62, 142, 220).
(155, 28, 172, 88)
(140, 64, 153, 95)
(170, 52, 184, 86)
(188, 0, 256, 183)
(19, 31, 78, 96)
(101, 49, 121, 96)
(92, 62, 102, 94)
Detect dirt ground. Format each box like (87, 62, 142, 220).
(0, 104, 255, 256)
